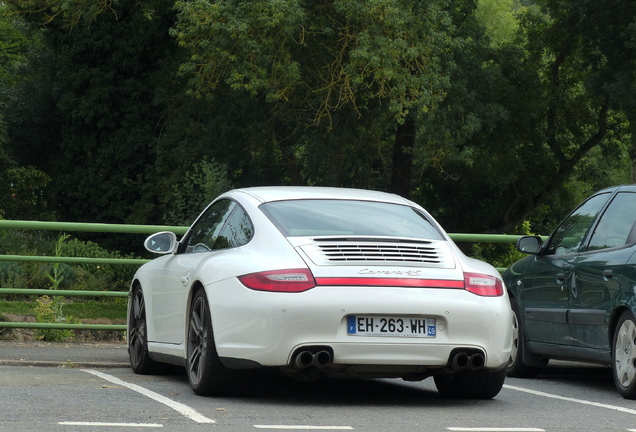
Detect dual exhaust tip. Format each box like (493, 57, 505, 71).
(292, 348, 333, 369)
(449, 350, 485, 371)
(292, 347, 484, 372)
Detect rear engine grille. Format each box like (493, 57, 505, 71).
(298, 238, 455, 268)
(318, 243, 440, 263)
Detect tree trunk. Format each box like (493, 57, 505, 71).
(630, 118, 636, 184)
(390, 115, 415, 198)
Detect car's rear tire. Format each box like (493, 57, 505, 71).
(186, 288, 237, 396)
(128, 285, 165, 374)
(434, 368, 506, 399)
(613, 310, 636, 399)
(506, 300, 542, 378)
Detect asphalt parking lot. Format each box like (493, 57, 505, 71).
(5, 341, 636, 432)
(0, 341, 129, 368)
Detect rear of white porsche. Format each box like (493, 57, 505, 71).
(210, 235, 512, 380)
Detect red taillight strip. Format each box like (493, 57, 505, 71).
(314, 277, 464, 288)
(239, 269, 316, 292)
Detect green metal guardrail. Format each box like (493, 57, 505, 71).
(0, 220, 526, 332)
(0, 221, 188, 332)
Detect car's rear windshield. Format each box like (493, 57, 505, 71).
(260, 199, 444, 240)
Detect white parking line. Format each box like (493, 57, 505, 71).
(81, 369, 215, 424)
(254, 427, 354, 430)
(503, 384, 636, 415)
(447, 428, 545, 431)
(59, 422, 163, 428)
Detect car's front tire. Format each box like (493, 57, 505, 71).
(506, 300, 542, 378)
(613, 310, 636, 399)
(186, 288, 237, 396)
(434, 368, 506, 399)
(128, 285, 164, 374)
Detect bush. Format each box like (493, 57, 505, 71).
(469, 221, 534, 270)
(33, 295, 76, 342)
(0, 261, 24, 287)
(59, 238, 137, 291)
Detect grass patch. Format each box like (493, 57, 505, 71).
(0, 298, 127, 321)
(0, 300, 35, 316)
(66, 299, 127, 321)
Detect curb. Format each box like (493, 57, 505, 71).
(0, 359, 129, 368)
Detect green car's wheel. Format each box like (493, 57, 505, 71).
(506, 300, 542, 378)
(613, 310, 636, 399)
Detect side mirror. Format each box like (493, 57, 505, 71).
(515, 235, 543, 255)
(144, 231, 178, 254)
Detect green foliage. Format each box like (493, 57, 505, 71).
(165, 157, 233, 225)
(0, 300, 34, 316)
(64, 298, 127, 321)
(173, 0, 453, 122)
(0, 166, 52, 220)
(469, 221, 534, 269)
(0, 4, 53, 221)
(1, 298, 127, 321)
(2, 0, 186, 228)
(0, 261, 24, 288)
(167, 0, 460, 203)
(46, 234, 70, 290)
(476, 0, 524, 46)
(1, 0, 636, 269)
(3, 0, 117, 27)
(28, 233, 124, 342)
(173, 0, 305, 102)
(58, 237, 138, 290)
(0, 3, 37, 90)
(33, 295, 76, 342)
(0, 230, 138, 293)
(0, 229, 57, 293)
(412, 0, 636, 234)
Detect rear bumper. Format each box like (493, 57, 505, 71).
(207, 280, 513, 371)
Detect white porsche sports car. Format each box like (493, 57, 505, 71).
(128, 187, 512, 398)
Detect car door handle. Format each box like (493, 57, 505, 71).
(181, 273, 190, 286)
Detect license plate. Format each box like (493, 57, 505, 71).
(347, 315, 436, 337)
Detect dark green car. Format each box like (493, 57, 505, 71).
(503, 185, 636, 399)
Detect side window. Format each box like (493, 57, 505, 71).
(546, 193, 610, 255)
(214, 205, 254, 249)
(184, 200, 236, 253)
(587, 192, 636, 251)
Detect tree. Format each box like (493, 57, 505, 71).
(412, 0, 634, 233)
(3, 1, 191, 227)
(0, 4, 52, 220)
(172, 0, 455, 194)
(4, 0, 634, 242)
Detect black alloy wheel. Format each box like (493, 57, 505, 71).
(186, 288, 236, 396)
(128, 285, 163, 374)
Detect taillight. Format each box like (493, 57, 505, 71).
(238, 269, 316, 292)
(464, 272, 504, 296)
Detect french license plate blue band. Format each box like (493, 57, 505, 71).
(347, 316, 357, 334)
